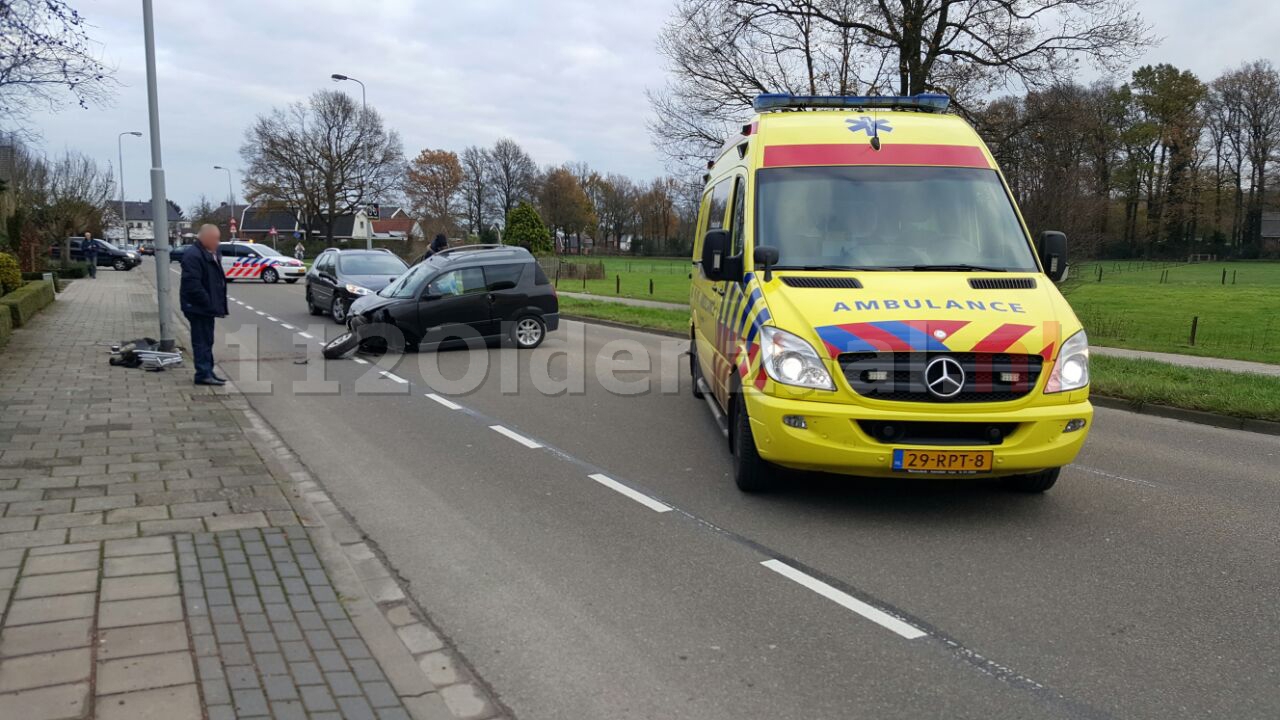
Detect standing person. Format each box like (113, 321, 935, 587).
(82, 232, 98, 279)
(180, 224, 229, 386)
(294, 241, 305, 261)
(416, 233, 449, 264)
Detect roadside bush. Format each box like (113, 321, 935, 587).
(54, 264, 89, 279)
(505, 202, 552, 255)
(0, 279, 55, 327)
(0, 253, 20, 295)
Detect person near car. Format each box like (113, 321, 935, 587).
(180, 224, 229, 386)
(417, 234, 449, 264)
(294, 241, 305, 261)
(82, 232, 98, 279)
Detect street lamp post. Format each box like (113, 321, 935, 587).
(117, 132, 142, 247)
(332, 73, 372, 249)
(141, 0, 174, 352)
(213, 166, 236, 238)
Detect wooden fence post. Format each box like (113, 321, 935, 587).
(616, 274, 620, 294)
(1189, 316, 1199, 346)
(649, 278, 654, 295)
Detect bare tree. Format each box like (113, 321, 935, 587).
(0, 0, 116, 132)
(488, 138, 538, 223)
(458, 146, 492, 237)
(1216, 61, 1280, 254)
(240, 90, 403, 242)
(649, 0, 1153, 170)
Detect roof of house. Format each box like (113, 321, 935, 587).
(241, 208, 300, 233)
(371, 217, 415, 234)
(375, 205, 406, 219)
(1261, 212, 1280, 239)
(122, 200, 184, 222)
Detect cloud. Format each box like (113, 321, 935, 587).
(20, 0, 1280, 210)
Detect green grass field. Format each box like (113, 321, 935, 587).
(552, 256, 1280, 365)
(1090, 355, 1280, 422)
(1063, 261, 1280, 364)
(551, 257, 691, 304)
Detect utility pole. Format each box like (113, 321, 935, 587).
(117, 131, 142, 248)
(331, 73, 373, 250)
(213, 166, 237, 238)
(142, 0, 174, 352)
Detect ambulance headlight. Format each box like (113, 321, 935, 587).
(759, 326, 835, 391)
(1045, 330, 1089, 393)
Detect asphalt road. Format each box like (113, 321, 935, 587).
(166, 263, 1280, 719)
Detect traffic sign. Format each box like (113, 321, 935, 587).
(269, 226, 278, 236)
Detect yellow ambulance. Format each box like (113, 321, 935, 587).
(689, 94, 1091, 493)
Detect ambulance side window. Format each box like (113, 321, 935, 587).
(694, 178, 733, 259)
(728, 176, 746, 256)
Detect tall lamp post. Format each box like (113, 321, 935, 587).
(213, 166, 236, 239)
(117, 132, 142, 248)
(332, 73, 372, 249)
(142, 0, 174, 352)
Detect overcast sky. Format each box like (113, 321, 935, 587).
(23, 0, 1280, 210)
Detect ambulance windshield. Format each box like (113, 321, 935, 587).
(755, 166, 1039, 272)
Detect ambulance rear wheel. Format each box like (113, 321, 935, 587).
(1001, 468, 1059, 493)
(261, 268, 279, 284)
(732, 392, 775, 493)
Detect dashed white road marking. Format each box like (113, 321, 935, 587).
(489, 425, 542, 449)
(1072, 464, 1161, 488)
(352, 357, 369, 365)
(280, 323, 295, 330)
(424, 393, 462, 410)
(267, 316, 278, 322)
(244, 305, 253, 310)
(379, 371, 408, 384)
(588, 473, 671, 513)
(760, 559, 926, 640)
(298, 332, 314, 339)
(255, 311, 265, 316)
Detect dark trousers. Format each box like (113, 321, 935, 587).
(187, 314, 215, 380)
(86, 261, 96, 278)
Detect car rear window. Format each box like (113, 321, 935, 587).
(484, 263, 524, 289)
(339, 254, 408, 276)
(532, 263, 550, 285)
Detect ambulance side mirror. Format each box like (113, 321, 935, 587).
(755, 246, 780, 282)
(1038, 231, 1068, 282)
(700, 229, 733, 282)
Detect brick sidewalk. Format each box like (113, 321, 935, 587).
(0, 270, 500, 719)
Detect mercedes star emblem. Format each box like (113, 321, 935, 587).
(924, 356, 965, 399)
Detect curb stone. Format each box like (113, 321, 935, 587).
(154, 269, 512, 720)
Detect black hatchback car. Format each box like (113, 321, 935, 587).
(322, 245, 558, 358)
(50, 238, 141, 271)
(305, 249, 409, 323)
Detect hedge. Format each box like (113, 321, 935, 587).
(0, 304, 11, 347)
(0, 280, 55, 328)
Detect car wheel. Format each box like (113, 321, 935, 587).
(330, 297, 347, 324)
(511, 315, 546, 349)
(731, 392, 775, 493)
(1000, 468, 1060, 493)
(285, 278, 298, 284)
(689, 337, 705, 399)
(113, 258, 128, 271)
(322, 331, 360, 359)
(306, 289, 324, 316)
(261, 268, 279, 284)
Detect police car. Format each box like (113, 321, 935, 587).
(690, 93, 1091, 494)
(217, 240, 307, 284)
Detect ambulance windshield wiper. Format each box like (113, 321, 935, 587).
(900, 264, 1009, 272)
(772, 264, 894, 272)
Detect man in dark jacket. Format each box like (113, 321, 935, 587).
(180, 224, 229, 385)
(416, 233, 448, 264)
(82, 232, 98, 279)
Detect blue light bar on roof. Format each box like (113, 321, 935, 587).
(753, 93, 951, 113)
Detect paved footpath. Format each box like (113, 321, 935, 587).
(0, 270, 505, 719)
(559, 291, 1280, 375)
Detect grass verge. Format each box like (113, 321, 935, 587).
(1090, 355, 1280, 422)
(558, 296, 689, 335)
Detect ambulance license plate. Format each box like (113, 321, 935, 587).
(892, 449, 993, 474)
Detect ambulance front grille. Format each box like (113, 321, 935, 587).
(780, 276, 863, 289)
(837, 352, 1044, 403)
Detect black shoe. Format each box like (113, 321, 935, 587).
(194, 377, 226, 386)
(210, 373, 228, 383)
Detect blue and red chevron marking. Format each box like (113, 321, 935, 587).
(816, 320, 971, 357)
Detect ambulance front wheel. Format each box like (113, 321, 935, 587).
(689, 341, 705, 399)
(1000, 468, 1060, 493)
(732, 393, 775, 493)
